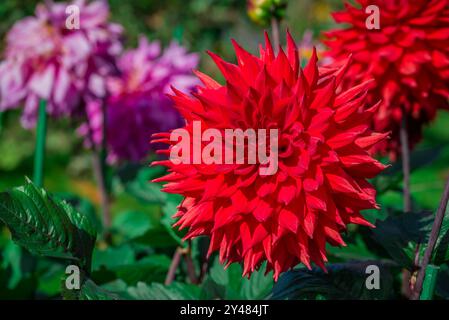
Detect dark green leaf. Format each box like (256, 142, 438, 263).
(433, 214, 449, 265)
(127, 281, 201, 300)
(327, 234, 378, 261)
(79, 279, 122, 300)
(56, 192, 102, 233)
(382, 146, 443, 177)
(134, 226, 179, 248)
(372, 147, 442, 196)
(114, 255, 171, 285)
(271, 261, 396, 300)
(0, 179, 97, 271)
(372, 210, 449, 267)
(372, 211, 431, 269)
(0, 265, 37, 299)
(435, 263, 449, 299)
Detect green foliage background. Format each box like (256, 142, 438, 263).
(1, 0, 449, 300)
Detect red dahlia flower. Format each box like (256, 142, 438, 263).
(152, 32, 388, 280)
(325, 0, 449, 158)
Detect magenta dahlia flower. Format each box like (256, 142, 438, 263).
(0, 0, 122, 128)
(79, 36, 199, 162)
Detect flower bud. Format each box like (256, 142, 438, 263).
(247, 0, 287, 26)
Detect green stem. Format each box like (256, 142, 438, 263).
(33, 100, 47, 188)
(420, 265, 439, 300)
(173, 25, 184, 43)
(412, 177, 449, 299)
(0, 111, 4, 135)
(84, 99, 111, 231)
(92, 149, 111, 229)
(100, 98, 112, 228)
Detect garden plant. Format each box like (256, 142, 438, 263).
(1, 0, 449, 304)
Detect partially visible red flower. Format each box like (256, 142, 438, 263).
(152, 32, 388, 280)
(325, 0, 449, 159)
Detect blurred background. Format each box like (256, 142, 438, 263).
(1, 0, 449, 300)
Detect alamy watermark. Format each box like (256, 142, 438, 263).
(65, 265, 81, 290)
(365, 264, 381, 290)
(65, 5, 80, 30)
(365, 5, 380, 30)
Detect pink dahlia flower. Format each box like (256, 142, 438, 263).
(79, 36, 199, 163)
(0, 0, 123, 128)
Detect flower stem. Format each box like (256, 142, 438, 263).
(0, 111, 4, 135)
(92, 149, 111, 229)
(184, 241, 198, 284)
(412, 177, 449, 300)
(33, 100, 47, 188)
(98, 99, 111, 230)
(165, 247, 183, 285)
(271, 17, 280, 52)
(165, 243, 199, 285)
(420, 265, 440, 300)
(400, 112, 414, 297)
(84, 101, 112, 231)
(400, 113, 411, 212)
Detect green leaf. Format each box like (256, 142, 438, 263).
(1, 241, 23, 288)
(78, 279, 122, 300)
(203, 258, 273, 300)
(435, 263, 449, 299)
(381, 146, 443, 178)
(92, 244, 136, 271)
(112, 211, 153, 239)
(432, 215, 449, 265)
(112, 188, 182, 249)
(127, 282, 201, 300)
(0, 265, 37, 299)
(271, 261, 396, 300)
(91, 244, 169, 285)
(372, 211, 431, 269)
(209, 258, 229, 286)
(372, 210, 449, 267)
(36, 262, 65, 297)
(0, 179, 97, 271)
(327, 234, 378, 261)
(201, 259, 239, 299)
(101, 279, 129, 293)
(160, 193, 185, 246)
(134, 226, 179, 249)
(114, 255, 171, 285)
(372, 146, 443, 196)
(56, 192, 102, 233)
(240, 266, 273, 300)
(120, 166, 167, 204)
